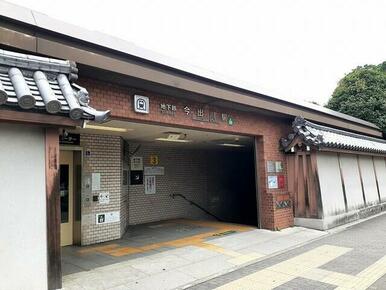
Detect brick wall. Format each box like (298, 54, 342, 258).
(80, 134, 123, 245)
(79, 77, 294, 231)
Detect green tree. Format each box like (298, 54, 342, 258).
(326, 62, 386, 131)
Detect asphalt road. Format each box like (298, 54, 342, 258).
(189, 213, 386, 290)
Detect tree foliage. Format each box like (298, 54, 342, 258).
(326, 62, 386, 131)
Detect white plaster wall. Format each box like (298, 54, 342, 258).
(339, 154, 365, 210)
(0, 123, 48, 290)
(316, 152, 346, 217)
(358, 156, 380, 205)
(373, 157, 386, 202)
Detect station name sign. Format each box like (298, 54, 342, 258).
(133, 94, 235, 126)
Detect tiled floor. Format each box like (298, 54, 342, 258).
(62, 219, 326, 290)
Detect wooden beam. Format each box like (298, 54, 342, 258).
(45, 128, 62, 290)
(0, 108, 81, 127)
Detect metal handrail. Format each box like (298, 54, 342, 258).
(169, 193, 222, 221)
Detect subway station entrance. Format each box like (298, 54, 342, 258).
(60, 119, 260, 275)
(83, 119, 258, 228)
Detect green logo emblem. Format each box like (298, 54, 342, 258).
(227, 116, 234, 126)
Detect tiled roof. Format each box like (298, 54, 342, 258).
(0, 49, 110, 122)
(281, 117, 386, 154)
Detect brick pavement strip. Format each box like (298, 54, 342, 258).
(188, 213, 386, 290)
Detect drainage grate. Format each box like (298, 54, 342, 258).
(212, 230, 237, 237)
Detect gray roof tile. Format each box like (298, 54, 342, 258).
(0, 49, 110, 122)
(281, 117, 386, 154)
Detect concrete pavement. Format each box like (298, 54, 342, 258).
(189, 213, 386, 290)
(62, 219, 326, 290)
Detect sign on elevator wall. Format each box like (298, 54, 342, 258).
(145, 175, 156, 194)
(91, 173, 101, 191)
(134, 95, 149, 114)
(96, 211, 120, 225)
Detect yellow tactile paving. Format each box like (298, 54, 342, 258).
(215, 245, 352, 290)
(197, 242, 242, 257)
(108, 247, 144, 257)
(84, 219, 256, 258)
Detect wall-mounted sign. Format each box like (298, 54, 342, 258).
(160, 103, 177, 115)
(275, 161, 283, 172)
(184, 104, 234, 126)
(91, 173, 101, 191)
(145, 175, 156, 194)
(130, 156, 143, 171)
(59, 133, 80, 145)
(134, 95, 149, 114)
(96, 211, 120, 225)
(98, 192, 110, 204)
(267, 160, 283, 173)
(268, 175, 278, 189)
(149, 155, 159, 165)
(267, 161, 276, 173)
(144, 166, 164, 176)
(130, 170, 143, 185)
(278, 175, 285, 189)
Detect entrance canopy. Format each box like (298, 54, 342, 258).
(281, 117, 386, 155)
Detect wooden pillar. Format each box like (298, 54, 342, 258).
(45, 127, 62, 290)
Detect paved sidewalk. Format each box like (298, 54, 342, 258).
(189, 213, 386, 290)
(62, 220, 326, 290)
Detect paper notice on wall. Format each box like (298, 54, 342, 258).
(92, 173, 101, 191)
(145, 175, 156, 194)
(130, 156, 143, 171)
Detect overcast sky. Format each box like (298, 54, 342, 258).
(7, 0, 386, 104)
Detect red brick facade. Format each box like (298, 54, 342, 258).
(80, 78, 294, 230)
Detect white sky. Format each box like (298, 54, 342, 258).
(7, 0, 386, 104)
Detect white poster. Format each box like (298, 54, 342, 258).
(91, 173, 101, 191)
(145, 175, 156, 194)
(144, 166, 165, 176)
(268, 175, 278, 189)
(130, 156, 143, 171)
